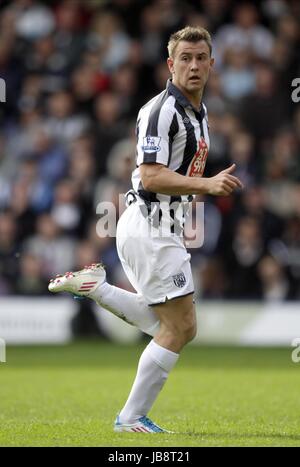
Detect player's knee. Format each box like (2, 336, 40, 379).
(175, 315, 197, 345)
(156, 304, 197, 348)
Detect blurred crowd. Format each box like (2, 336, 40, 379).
(0, 0, 300, 303)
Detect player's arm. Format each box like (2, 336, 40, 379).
(140, 162, 243, 196)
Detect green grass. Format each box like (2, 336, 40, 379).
(0, 340, 300, 446)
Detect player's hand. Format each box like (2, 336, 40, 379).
(206, 164, 244, 196)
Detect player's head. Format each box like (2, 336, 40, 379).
(167, 26, 212, 59)
(167, 26, 214, 96)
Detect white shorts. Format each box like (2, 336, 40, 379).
(116, 201, 194, 306)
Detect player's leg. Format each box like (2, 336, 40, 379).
(153, 293, 197, 353)
(114, 199, 196, 431)
(91, 280, 160, 336)
(117, 293, 196, 428)
(48, 265, 160, 337)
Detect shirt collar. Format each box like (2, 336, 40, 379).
(166, 79, 204, 119)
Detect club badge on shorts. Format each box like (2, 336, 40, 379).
(172, 272, 186, 288)
(187, 137, 208, 177)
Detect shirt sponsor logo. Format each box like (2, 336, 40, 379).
(142, 136, 161, 153)
(187, 137, 208, 177)
(172, 272, 186, 288)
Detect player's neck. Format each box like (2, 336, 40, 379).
(173, 82, 203, 111)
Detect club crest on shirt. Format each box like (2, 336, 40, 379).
(142, 136, 161, 153)
(172, 272, 186, 288)
(187, 137, 208, 177)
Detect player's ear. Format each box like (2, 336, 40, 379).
(167, 57, 174, 74)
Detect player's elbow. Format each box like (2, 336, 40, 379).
(140, 163, 164, 192)
(141, 174, 155, 191)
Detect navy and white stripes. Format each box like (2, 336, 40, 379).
(132, 79, 210, 205)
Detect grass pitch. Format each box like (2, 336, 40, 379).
(0, 340, 300, 447)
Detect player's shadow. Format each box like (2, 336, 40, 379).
(182, 430, 300, 442)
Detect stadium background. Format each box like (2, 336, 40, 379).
(0, 0, 300, 447)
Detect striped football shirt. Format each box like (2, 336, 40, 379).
(131, 79, 210, 207)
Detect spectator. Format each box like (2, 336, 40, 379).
(239, 62, 290, 149)
(68, 134, 96, 198)
(87, 10, 131, 73)
(53, 0, 87, 71)
(15, 1, 55, 41)
(214, 3, 274, 66)
(196, 256, 228, 299)
(44, 89, 91, 146)
(223, 216, 265, 299)
(71, 64, 101, 115)
(8, 179, 37, 242)
(93, 91, 128, 176)
(14, 252, 48, 295)
(50, 178, 82, 235)
(228, 130, 256, 186)
(24, 213, 76, 277)
(221, 48, 255, 101)
(257, 255, 295, 301)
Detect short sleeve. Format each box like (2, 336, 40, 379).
(136, 98, 178, 166)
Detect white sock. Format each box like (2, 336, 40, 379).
(90, 282, 160, 336)
(118, 340, 179, 423)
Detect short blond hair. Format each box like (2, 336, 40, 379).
(167, 26, 212, 58)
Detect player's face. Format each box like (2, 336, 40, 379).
(167, 40, 214, 97)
